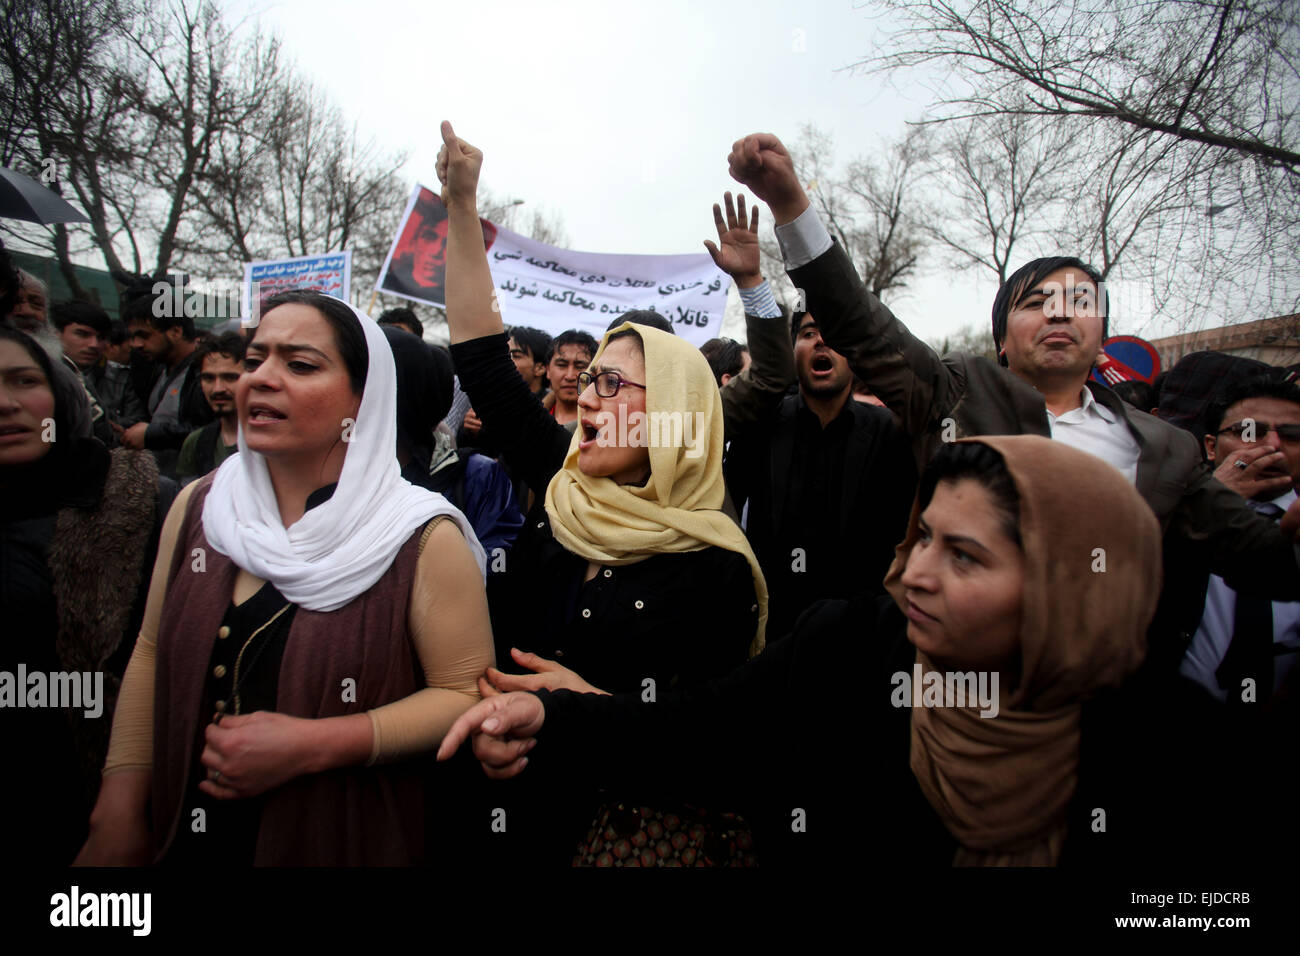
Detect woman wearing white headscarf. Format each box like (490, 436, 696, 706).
(77, 291, 495, 866)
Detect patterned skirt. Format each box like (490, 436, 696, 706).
(573, 801, 759, 867)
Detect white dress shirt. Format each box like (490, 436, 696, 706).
(1047, 386, 1141, 484)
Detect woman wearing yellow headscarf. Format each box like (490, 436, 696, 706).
(440, 122, 767, 865)
(441, 434, 1167, 867)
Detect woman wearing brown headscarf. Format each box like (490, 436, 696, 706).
(885, 434, 1161, 865)
(437, 435, 1165, 866)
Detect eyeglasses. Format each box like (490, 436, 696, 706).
(577, 370, 646, 398)
(1217, 420, 1300, 442)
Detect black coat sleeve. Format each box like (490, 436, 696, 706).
(528, 597, 862, 806)
(450, 333, 572, 495)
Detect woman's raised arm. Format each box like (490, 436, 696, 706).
(439, 120, 503, 344)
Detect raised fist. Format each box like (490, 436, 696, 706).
(726, 133, 807, 223)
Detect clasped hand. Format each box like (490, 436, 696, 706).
(199, 710, 316, 800)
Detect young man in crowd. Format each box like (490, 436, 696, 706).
(175, 332, 245, 486)
(542, 329, 597, 426)
(700, 336, 750, 388)
(459, 325, 552, 444)
(508, 326, 552, 397)
(377, 306, 425, 338)
(48, 300, 113, 444)
(120, 294, 212, 478)
(89, 321, 147, 431)
(51, 300, 107, 373)
(1181, 373, 1300, 703)
(707, 191, 915, 638)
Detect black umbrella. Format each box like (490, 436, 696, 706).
(0, 165, 90, 224)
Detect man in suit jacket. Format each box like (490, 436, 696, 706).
(722, 131, 1300, 674)
(1181, 373, 1300, 703)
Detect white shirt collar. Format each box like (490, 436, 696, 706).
(1080, 384, 1119, 423)
(1048, 384, 1119, 424)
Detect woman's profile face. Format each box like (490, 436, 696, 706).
(899, 478, 1024, 671)
(238, 304, 362, 466)
(0, 340, 56, 467)
(576, 337, 651, 485)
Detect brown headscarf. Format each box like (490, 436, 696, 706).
(882, 435, 1161, 866)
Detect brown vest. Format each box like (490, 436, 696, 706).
(152, 475, 428, 865)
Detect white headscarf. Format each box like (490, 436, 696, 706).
(202, 299, 485, 611)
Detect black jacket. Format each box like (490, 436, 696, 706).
(144, 351, 213, 451)
(726, 391, 916, 639)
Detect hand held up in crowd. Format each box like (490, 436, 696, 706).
(703, 191, 763, 289)
(726, 133, 809, 225)
(437, 120, 483, 213)
(436, 120, 503, 344)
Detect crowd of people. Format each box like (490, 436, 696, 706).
(1, 123, 1294, 868)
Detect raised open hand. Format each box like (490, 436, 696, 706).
(703, 191, 762, 287)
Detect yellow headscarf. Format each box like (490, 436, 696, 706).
(544, 321, 769, 656)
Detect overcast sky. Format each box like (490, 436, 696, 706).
(225, 0, 1012, 345)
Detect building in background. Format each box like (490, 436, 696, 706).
(1150, 314, 1300, 369)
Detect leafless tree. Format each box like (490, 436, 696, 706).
(0, 0, 142, 294)
(928, 320, 1000, 360)
(922, 112, 1071, 285)
(121, 0, 285, 279)
(180, 72, 409, 302)
(858, 0, 1300, 172)
(857, 0, 1300, 325)
(787, 123, 928, 300)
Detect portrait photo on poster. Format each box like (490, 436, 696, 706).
(377, 184, 497, 308)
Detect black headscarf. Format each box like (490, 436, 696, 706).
(381, 326, 453, 472)
(0, 327, 109, 515)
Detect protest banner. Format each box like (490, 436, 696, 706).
(242, 252, 352, 323)
(376, 184, 496, 309)
(377, 184, 730, 345)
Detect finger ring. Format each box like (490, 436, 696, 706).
(211, 770, 223, 784)
(1234, 459, 1249, 470)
